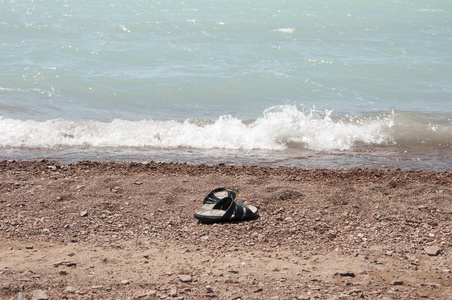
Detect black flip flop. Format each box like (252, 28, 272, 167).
(194, 192, 258, 223)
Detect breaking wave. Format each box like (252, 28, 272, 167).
(0, 105, 450, 151)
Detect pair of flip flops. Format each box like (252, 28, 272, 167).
(194, 188, 259, 223)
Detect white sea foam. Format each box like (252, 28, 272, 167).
(274, 28, 296, 34)
(3, 105, 448, 152)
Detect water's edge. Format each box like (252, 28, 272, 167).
(1, 146, 451, 171)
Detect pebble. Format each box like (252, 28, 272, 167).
(76, 289, 88, 295)
(134, 290, 157, 299)
(179, 274, 192, 283)
(31, 290, 48, 300)
(169, 287, 178, 297)
(339, 271, 355, 277)
(206, 286, 214, 293)
(14, 293, 26, 300)
(121, 280, 131, 285)
(391, 280, 404, 286)
(348, 289, 363, 294)
(424, 246, 441, 256)
(80, 211, 88, 217)
(65, 286, 76, 294)
(91, 286, 103, 290)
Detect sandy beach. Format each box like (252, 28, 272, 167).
(0, 160, 450, 299)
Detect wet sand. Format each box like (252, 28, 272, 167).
(0, 160, 451, 299)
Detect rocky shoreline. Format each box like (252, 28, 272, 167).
(1, 160, 451, 299)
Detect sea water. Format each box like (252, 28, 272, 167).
(0, 0, 451, 170)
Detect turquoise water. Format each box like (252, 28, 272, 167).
(0, 0, 451, 169)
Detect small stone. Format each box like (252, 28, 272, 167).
(14, 293, 27, 300)
(65, 286, 76, 294)
(134, 289, 157, 299)
(80, 211, 88, 217)
(59, 270, 68, 275)
(148, 290, 157, 297)
(206, 286, 214, 293)
(339, 271, 355, 277)
(169, 287, 178, 297)
(121, 280, 131, 285)
(31, 289, 48, 300)
(76, 289, 88, 295)
(425, 246, 441, 256)
(25, 245, 34, 250)
(179, 274, 192, 283)
(391, 280, 404, 285)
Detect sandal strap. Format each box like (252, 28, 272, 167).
(231, 201, 255, 221)
(214, 197, 235, 221)
(231, 201, 245, 220)
(214, 198, 253, 222)
(203, 188, 236, 205)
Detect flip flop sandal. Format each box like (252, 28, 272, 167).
(202, 188, 236, 210)
(194, 195, 258, 223)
